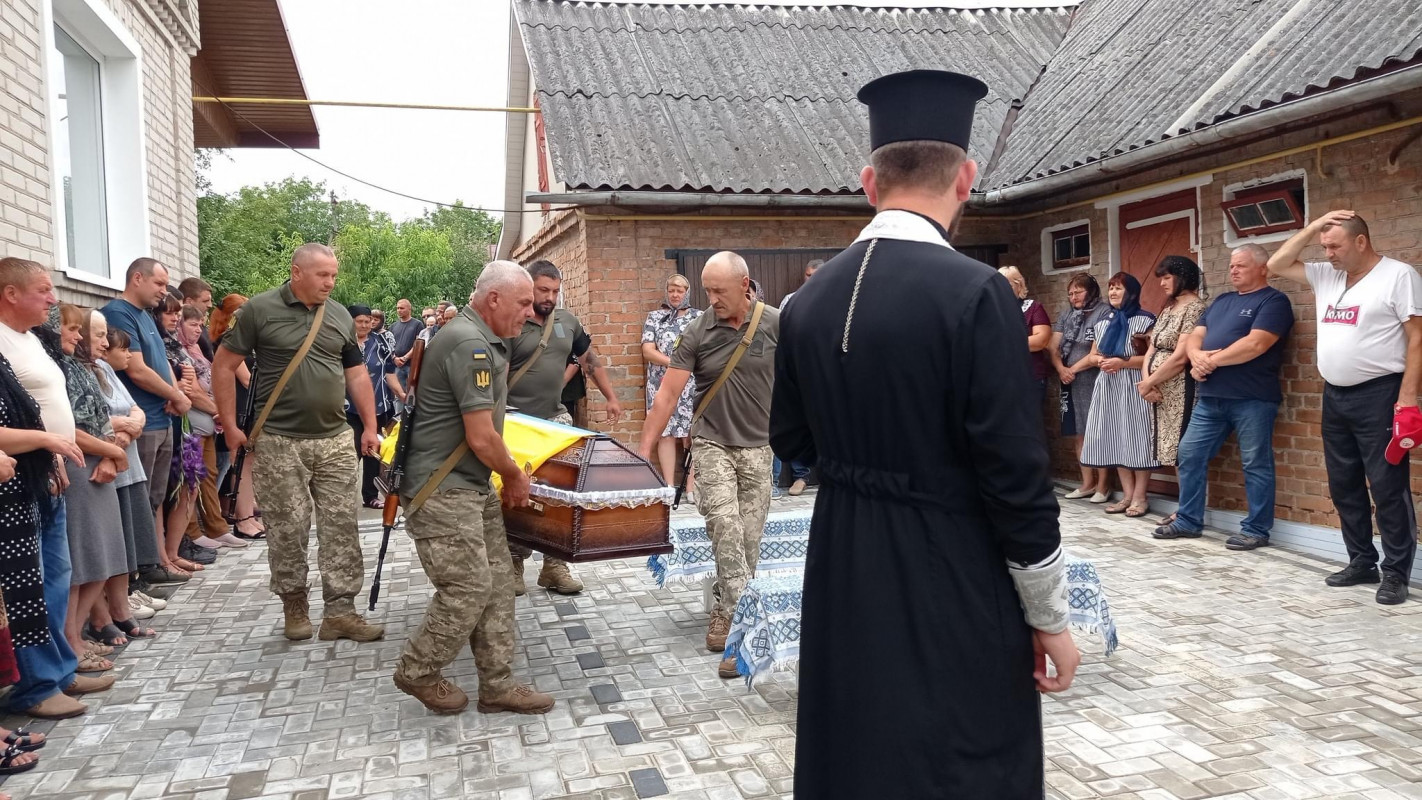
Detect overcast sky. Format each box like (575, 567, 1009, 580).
(204, 0, 514, 222)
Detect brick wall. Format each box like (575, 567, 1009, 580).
(1012, 118, 1422, 529)
(0, 0, 197, 309)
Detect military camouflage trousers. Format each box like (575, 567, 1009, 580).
(693, 438, 773, 616)
(508, 410, 574, 571)
(251, 432, 364, 616)
(395, 488, 516, 691)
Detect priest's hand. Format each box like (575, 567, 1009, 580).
(1032, 629, 1080, 693)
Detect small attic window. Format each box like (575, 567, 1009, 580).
(1051, 224, 1090, 269)
(1222, 178, 1305, 237)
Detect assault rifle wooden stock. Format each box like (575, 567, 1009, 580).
(219, 365, 259, 526)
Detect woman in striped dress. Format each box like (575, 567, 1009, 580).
(1080, 273, 1159, 517)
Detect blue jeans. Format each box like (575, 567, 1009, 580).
(1175, 397, 1279, 540)
(10, 497, 79, 711)
(772, 454, 810, 488)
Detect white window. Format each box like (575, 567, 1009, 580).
(1221, 170, 1309, 247)
(1040, 219, 1092, 274)
(43, 0, 149, 290)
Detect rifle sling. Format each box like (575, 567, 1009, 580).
(508, 313, 557, 389)
(247, 303, 327, 445)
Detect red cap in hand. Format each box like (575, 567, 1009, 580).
(1385, 405, 1422, 465)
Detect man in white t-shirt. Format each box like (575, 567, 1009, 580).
(0, 257, 110, 718)
(1268, 210, 1422, 605)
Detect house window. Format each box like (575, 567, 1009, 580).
(1221, 177, 1307, 240)
(1041, 220, 1091, 273)
(50, 24, 110, 278)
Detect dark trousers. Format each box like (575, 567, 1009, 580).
(1323, 373, 1417, 580)
(349, 413, 392, 504)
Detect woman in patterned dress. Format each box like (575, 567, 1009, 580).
(1051, 274, 1115, 503)
(1136, 257, 1207, 524)
(1080, 273, 1159, 517)
(641, 275, 702, 492)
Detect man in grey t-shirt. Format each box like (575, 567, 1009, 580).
(639, 251, 779, 679)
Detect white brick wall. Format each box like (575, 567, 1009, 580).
(0, 0, 197, 307)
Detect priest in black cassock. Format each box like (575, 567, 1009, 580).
(771, 70, 1081, 798)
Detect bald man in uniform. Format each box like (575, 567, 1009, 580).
(640, 251, 778, 679)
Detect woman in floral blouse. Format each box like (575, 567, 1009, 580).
(642, 274, 702, 493)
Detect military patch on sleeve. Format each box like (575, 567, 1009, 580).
(473, 348, 491, 389)
(672, 335, 682, 350)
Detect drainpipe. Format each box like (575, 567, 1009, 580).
(524, 191, 872, 210)
(980, 65, 1422, 207)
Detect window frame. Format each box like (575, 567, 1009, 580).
(41, 0, 151, 292)
(1220, 171, 1309, 248)
(1221, 187, 1304, 237)
(1040, 219, 1092, 274)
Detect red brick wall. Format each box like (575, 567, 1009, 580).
(1014, 121, 1422, 529)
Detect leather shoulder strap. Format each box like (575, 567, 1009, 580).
(405, 441, 469, 516)
(509, 314, 557, 390)
(249, 302, 327, 444)
(691, 301, 765, 424)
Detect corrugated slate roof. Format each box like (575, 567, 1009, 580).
(986, 0, 1422, 189)
(515, 0, 1074, 193)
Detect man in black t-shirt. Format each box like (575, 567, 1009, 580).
(389, 298, 424, 391)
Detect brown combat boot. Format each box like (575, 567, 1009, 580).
(318, 612, 386, 642)
(718, 656, 740, 679)
(280, 591, 313, 641)
(393, 673, 469, 715)
(705, 611, 731, 653)
(511, 555, 526, 597)
(537, 559, 583, 595)
(477, 684, 555, 715)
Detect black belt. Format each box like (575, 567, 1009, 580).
(815, 457, 984, 514)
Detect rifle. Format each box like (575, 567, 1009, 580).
(220, 364, 259, 526)
(368, 338, 425, 611)
(672, 447, 692, 510)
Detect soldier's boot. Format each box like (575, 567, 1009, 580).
(280, 590, 313, 641)
(477, 684, 556, 715)
(393, 673, 469, 715)
(718, 656, 740, 679)
(318, 612, 386, 642)
(705, 610, 731, 653)
(511, 556, 526, 597)
(537, 559, 584, 595)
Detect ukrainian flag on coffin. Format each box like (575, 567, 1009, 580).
(382, 412, 595, 492)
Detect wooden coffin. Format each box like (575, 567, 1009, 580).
(504, 435, 672, 562)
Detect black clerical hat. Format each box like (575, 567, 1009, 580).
(857, 70, 989, 151)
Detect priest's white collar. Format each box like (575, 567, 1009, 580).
(852, 209, 956, 250)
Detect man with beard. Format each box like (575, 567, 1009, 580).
(770, 70, 1079, 798)
(504, 260, 622, 595)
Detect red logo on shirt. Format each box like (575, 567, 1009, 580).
(1322, 305, 1360, 326)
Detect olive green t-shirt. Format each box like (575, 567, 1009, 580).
(221, 283, 361, 439)
(506, 309, 588, 420)
(670, 303, 779, 447)
(400, 306, 507, 497)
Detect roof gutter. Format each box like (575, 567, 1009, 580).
(979, 65, 1422, 207)
(524, 190, 872, 210)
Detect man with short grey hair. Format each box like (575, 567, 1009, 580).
(214, 243, 386, 643)
(1156, 243, 1294, 549)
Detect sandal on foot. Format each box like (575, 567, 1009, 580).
(114, 618, 157, 639)
(1125, 503, 1151, 518)
(1103, 501, 1129, 514)
(77, 652, 113, 673)
(83, 622, 128, 647)
(174, 558, 204, 572)
(2, 726, 46, 752)
(83, 640, 114, 657)
(1157, 512, 1177, 526)
(0, 744, 37, 776)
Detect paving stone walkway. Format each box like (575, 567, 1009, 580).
(3, 490, 1422, 800)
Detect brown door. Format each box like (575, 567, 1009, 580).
(1118, 191, 1198, 497)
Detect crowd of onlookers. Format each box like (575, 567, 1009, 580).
(1010, 210, 1420, 605)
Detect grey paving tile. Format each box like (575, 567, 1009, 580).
(629, 767, 669, 798)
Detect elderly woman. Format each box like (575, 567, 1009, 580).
(1050, 273, 1114, 502)
(1137, 256, 1207, 525)
(642, 274, 702, 493)
(998, 266, 1053, 406)
(347, 304, 403, 508)
(1080, 273, 1159, 517)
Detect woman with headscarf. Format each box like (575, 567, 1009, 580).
(641, 274, 702, 491)
(1080, 273, 1159, 517)
(1050, 273, 1115, 502)
(41, 305, 131, 658)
